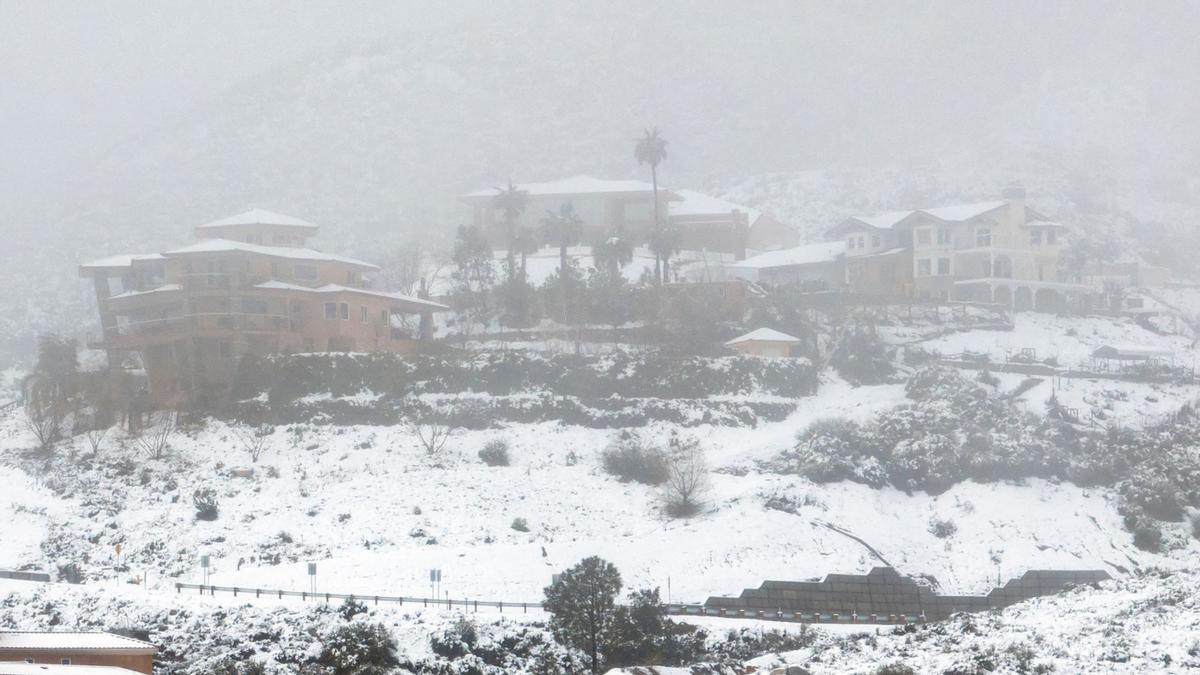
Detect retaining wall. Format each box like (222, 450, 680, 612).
(703, 567, 1110, 621)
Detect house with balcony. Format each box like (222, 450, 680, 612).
(80, 209, 447, 404)
(828, 187, 1095, 311)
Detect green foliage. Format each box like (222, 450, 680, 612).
(831, 326, 895, 385)
(317, 621, 399, 675)
(543, 556, 623, 673)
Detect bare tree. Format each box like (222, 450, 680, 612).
(234, 423, 274, 463)
(407, 419, 455, 456)
(136, 410, 177, 460)
(663, 437, 710, 518)
(23, 392, 61, 452)
(83, 425, 109, 457)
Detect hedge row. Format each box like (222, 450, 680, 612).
(233, 350, 818, 405)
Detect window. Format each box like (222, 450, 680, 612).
(857, 235, 866, 249)
(1046, 230, 1058, 245)
(206, 260, 225, 287)
(60, 659, 71, 665)
(847, 236, 857, 250)
(324, 302, 337, 320)
(976, 227, 992, 247)
(937, 257, 951, 275)
(916, 228, 931, 246)
(294, 264, 319, 282)
(340, 303, 349, 320)
(917, 258, 931, 277)
(347, 271, 360, 286)
(381, 310, 389, 324)
(242, 298, 268, 314)
(360, 305, 368, 322)
(936, 228, 952, 245)
(1030, 229, 1042, 245)
(871, 234, 881, 248)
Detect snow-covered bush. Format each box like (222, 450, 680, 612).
(928, 518, 957, 538)
(602, 433, 669, 485)
(192, 488, 219, 521)
(511, 517, 530, 532)
(478, 439, 510, 466)
(316, 620, 399, 674)
(831, 327, 895, 385)
(776, 364, 1200, 537)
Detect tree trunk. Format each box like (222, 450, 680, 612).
(651, 164, 663, 285)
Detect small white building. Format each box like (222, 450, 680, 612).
(725, 327, 804, 358)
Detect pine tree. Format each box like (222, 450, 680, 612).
(543, 556, 623, 674)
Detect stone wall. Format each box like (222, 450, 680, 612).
(696, 567, 1110, 623)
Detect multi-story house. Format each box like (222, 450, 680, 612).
(460, 176, 796, 261)
(461, 176, 678, 252)
(829, 187, 1094, 310)
(80, 209, 446, 404)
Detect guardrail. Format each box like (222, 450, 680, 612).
(173, 584, 920, 625)
(175, 583, 544, 613)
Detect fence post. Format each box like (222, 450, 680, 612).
(233, 587, 238, 597)
(256, 589, 260, 598)
(374, 596, 379, 606)
(499, 602, 503, 613)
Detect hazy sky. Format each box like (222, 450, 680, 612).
(2, 1, 1198, 210)
(0, 1, 493, 193)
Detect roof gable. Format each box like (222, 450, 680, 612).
(463, 175, 680, 201)
(725, 327, 802, 345)
(196, 208, 318, 232)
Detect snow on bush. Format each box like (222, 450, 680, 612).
(776, 365, 1200, 539)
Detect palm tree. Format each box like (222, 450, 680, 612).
(634, 128, 668, 284)
(592, 225, 634, 283)
(492, 180, 528, 280)
(542, 203, 585, 324)
(513, 224, 540, 282)
(648, 220, 681, 283)
(541, 202, 584, 276)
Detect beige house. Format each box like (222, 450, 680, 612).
(461, 177, 795, 261)
(725, 327, 803, 358)
(80, 209, 447, 405)
(461, 175, 678, 251)
(828, 186, 1094, 310)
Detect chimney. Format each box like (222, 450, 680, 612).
(1002, 183, 1026, 228)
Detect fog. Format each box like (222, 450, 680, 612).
(0, 0, 1198, 360)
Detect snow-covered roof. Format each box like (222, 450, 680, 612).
(164, 239, 379, 270)
(834, 200, 1010, 234)
(462, 175, 680, 200)
(79, 253, 166, 270)
(725, 327, 802, 345)
(1091, 344, 1174, 360)
(735, 241, 845, 270)
(669, 189, 762, 224)
(196, 208, 318, 232)
(0, 664, 143, 675)
(0, 631, 155, 652)
(108, 284, 182, 300)
(253, 281, 449, 311)
(921, 201, 1007, 222)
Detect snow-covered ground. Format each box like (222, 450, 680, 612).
(910, 312, 1196, 369)
(0, 369, 1193, 608)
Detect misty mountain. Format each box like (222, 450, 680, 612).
(4, 1, 1198, 367)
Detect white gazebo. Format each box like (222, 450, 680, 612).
(725, 327, 803, 358)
